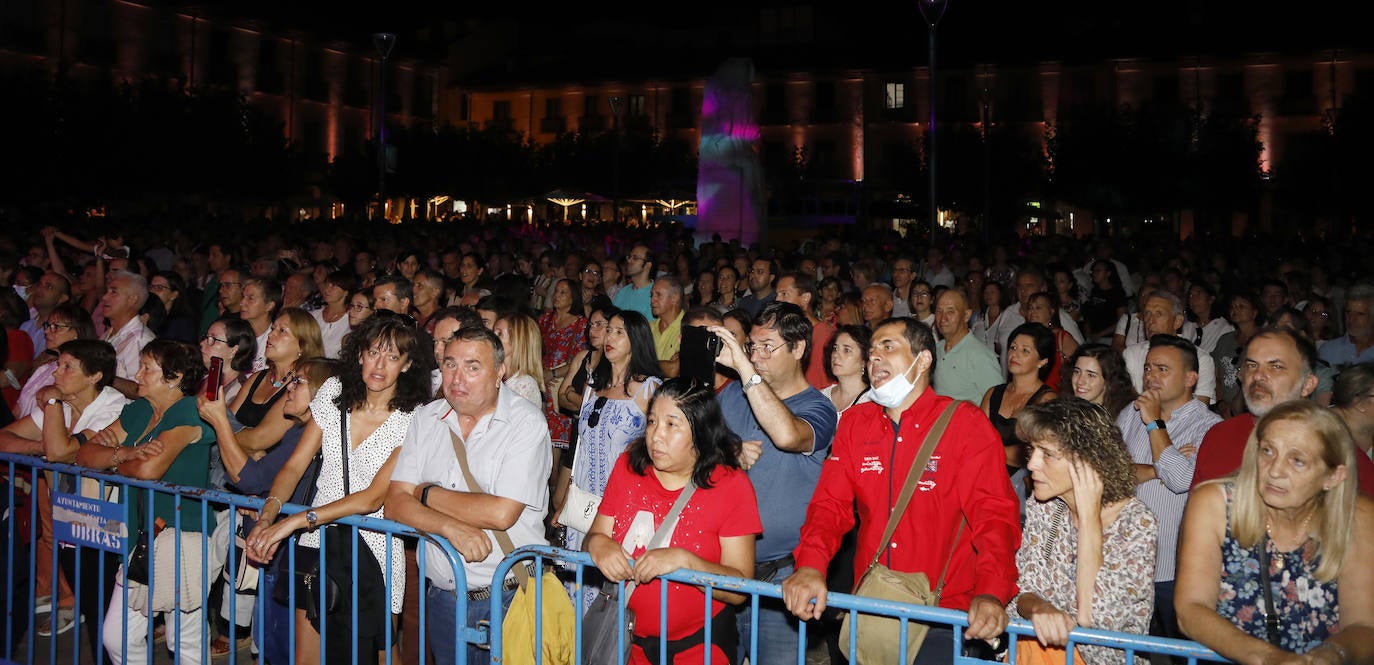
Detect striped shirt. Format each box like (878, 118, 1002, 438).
(1117, 398, 1222, 582)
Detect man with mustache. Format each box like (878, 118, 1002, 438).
(1191, 327, 1374, 495)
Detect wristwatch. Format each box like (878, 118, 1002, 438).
(1145, 419, 1167, 433)
(305, 511, 319, 530)
(44, 397, 61, 408)
(742, 373, 763, 394)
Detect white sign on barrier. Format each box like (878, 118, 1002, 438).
(51, 490, 128, 553)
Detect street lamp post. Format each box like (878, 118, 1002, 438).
(608, 95, 623, 224)
(917, 0, 949, 244)
(373, 32, 396, 221)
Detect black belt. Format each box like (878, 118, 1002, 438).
(466, 562, 536, 601)
(752, 554, 794, 582)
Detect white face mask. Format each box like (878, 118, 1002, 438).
(869, 356, 921, 408)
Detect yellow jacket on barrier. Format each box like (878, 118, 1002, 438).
(501, 570, 576, 665)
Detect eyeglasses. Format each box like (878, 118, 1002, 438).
(201, 333, 229, 345)
(348, 303, 372, 312)
(149, 283, 171, 293)
(625, 255, 648, 263)
(588, 320, 608, 330)
(744, 341, 784, 358)
(913, 290, 932, 298)
(373, 308, 419, 328)
(42, 321, 76, 332)
(286, 375, 309, 390)
(586, 395, 610, 428)
(582, 268, 602, 277)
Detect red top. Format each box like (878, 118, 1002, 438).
(805, 320, 837, 390)
(793, 389, 1021, 610)
(600, 454, 761, 659)
(1191, 413, 1374, 496)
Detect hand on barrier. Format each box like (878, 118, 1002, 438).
(442, 521, 493, 563)
(1027, 605, 1076, 647)
(587, 534, 634, 582)
(631, 547, 689, 585)
(780, 566, 828, 621)
(245, 517, 291, 564)
(965, 594, 1009, 640)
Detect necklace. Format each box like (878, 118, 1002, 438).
(1265, 509, 1314, 567)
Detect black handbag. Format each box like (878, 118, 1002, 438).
(580, 482, 697, 664)
(125, 530, 152, 585)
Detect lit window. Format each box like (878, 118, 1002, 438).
(885, 83, 905, 110)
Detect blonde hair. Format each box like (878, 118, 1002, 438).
(1218, 400, 1358, 581)
(279, 307, 326, 369)
(496, 313, 545, 391)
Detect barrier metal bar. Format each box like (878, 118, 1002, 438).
(490, 545, 1229, 665)
(0, 453, 471, 665)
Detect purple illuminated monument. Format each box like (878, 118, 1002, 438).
(697, 58, 763, 246)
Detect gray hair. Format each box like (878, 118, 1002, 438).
(1147, 289, 1185, 317)
(1346, 283, 1374, 309)
(110, 269, 148, 310)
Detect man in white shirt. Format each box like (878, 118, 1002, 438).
(1123, 291, 1216, 404)
(385, 326, 550, 665)
(100, 270, 156, 398)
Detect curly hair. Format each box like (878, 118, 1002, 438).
(1015, 397, 1137, 505)
(335, 315, 435, 413)
(626, 377, 742, 489)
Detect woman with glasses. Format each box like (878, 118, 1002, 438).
(555, 310, 662, 579)
(149, 271, 198, 343)
(16, 303, 97, 419)
(346, 289, 375, 328)
(76, 339, 214, 665)
(311, 271, 356, 359)
(199, 317, 256, 405)
(199, 357, 338, 665)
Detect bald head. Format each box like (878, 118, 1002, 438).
(860, 284, 894, 327)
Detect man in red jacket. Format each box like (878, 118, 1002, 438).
(781, 317, 1021, 665)
(1192, 327, 1374, 494)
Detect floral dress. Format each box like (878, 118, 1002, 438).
(1007, 497, 1158, 665)
(1216, 483, 1339, 653)
(539, 310, 586, 447)
(563, 377, 661, 556)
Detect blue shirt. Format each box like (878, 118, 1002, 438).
(1317, 335, 1374, 371)
(718, 381, 837, 562)
(612, 280, 654, 322)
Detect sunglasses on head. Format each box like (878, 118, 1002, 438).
(586, 395, 610, 428)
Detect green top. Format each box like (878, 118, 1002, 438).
(119, 395, 217, 552)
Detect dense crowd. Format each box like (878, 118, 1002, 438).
(0, 216, 1371, 665)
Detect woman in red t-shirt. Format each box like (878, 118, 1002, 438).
(585, 378, 761, 665)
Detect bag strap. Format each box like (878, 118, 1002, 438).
(620, 478, 696, 599)
(1258, 537, 1282, 647)
(865, 401, 959, 572)
(340, 406, 351, 496)
(449, 428, 529, 587)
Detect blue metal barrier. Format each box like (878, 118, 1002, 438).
(489, 545, 1229, 665)
(0, 452, 471, 665)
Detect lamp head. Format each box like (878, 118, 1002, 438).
(373, 32, 397, 59)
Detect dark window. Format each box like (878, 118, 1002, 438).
(493, 100, 512, 120)
(813, 81, 835, 122)
(459, 93, 470, 122)
(1153, 74, 1180, 103)
(1213, 72, 1247, 116)
(545, 97, 562, 118)
(257, 38, 283, 94)
(1278, 69, 1315, 115)
(628, 94, 646, 117)
(1355, 69, 1374, 102)
(939, 75, 969, 121)
(80, 0, 114, 64)
(414, 73, 433, 118)
(207, 27, 236, 86)
(584, 95, 600, 117)
(671, 86, 691, 113)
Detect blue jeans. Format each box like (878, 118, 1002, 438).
(426, 582, 517, 665)
(255, 569, 294, 665)
(736, 562, 808, 665)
